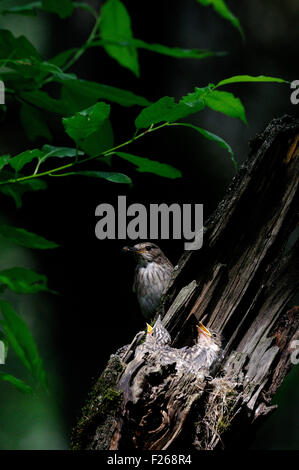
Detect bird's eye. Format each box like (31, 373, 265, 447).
(212, 333, 217, 338)
(145, 246, 152, 251)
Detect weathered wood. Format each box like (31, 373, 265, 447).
(71, 115, 299, 450)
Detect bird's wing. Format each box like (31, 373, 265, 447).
(132, 267, 138, 293)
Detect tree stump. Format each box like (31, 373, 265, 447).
(71, 115, 299, 451)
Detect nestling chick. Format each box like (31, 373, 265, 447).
(122, 242, 173, 320)
(180, 322, 221, 376)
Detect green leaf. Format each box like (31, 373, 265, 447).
(0, 154, 10, 170)
(9, 149, 44, 173)
(0, 225, 59, 249)
(0, 169, 14, 183)
(0, 179, 48, 208)
(215, 74, 287, 88)
(196, 0, 243, 37)
(19, 90, 70, 115)
(0, 2, 41, 17)
(0, 372, 32, 394)
(41, 0, 74, 18)
(20, 103, 52, 142)
(135, 96, 179, 129)
(0, 71, 37, 92)
(61, 170, 132, 184)
(115, 152, 182, 179)
(1, 58, 75, 82)
(79, 118, 114, 157)
(94, 37, 224, 60)
(100, 0, 139, 76)
(73, 1, 97, 17)
(204, 89, 247, 124)
(0, 29, 40, 61)
(135, 93, 206, 129)
(135, 87, 247, 128)
(39, 145, 83, 163)
(0, 267, 51, 295)
(62, 102, 110, 142)
(60, 78, 151, 110)
(0, 300, 47, 389)
(171, 122, 237, 169)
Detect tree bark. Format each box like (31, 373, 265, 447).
(71, 115, 299, 451)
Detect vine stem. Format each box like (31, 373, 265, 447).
(0, 122, 170, 186)
(62, 10, 102, 72)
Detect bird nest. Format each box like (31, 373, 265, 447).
(194, 376, 242, 450)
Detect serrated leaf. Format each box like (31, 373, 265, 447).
(62, 170, 132, 184)
(0, 300, 47, 389)
(0, 372, 32, 393)
(62, 102, 110, 142)
(116, 152, 182, 179)
(20, 103, 52, 142)
(0, 267, 51, 295)
(100, 0, 139, 76)
(60, 78, 151, 110)
(0, 225, 59, 249)
(196, 0, 243, 37)
(9, 149, 44, 172)
(215, 74, 287, 88)
(41, 0, 74, 18)
(0, 179, 47, 208)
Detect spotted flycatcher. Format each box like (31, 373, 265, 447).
(122, 242, 173, 320)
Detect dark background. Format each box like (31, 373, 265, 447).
(0, 0, 298, 449)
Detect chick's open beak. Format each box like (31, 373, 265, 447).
(197, 321, 212, 337)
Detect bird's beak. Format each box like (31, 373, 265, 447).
(197, 321, 212, 337)
(122, 246, 146, 254)
(122, 246, 135, 253)
(147, 323, 153, 334)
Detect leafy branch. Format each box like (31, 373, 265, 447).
(0, 0, 289, 395)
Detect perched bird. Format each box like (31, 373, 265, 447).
(122, 242, 173, 320)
